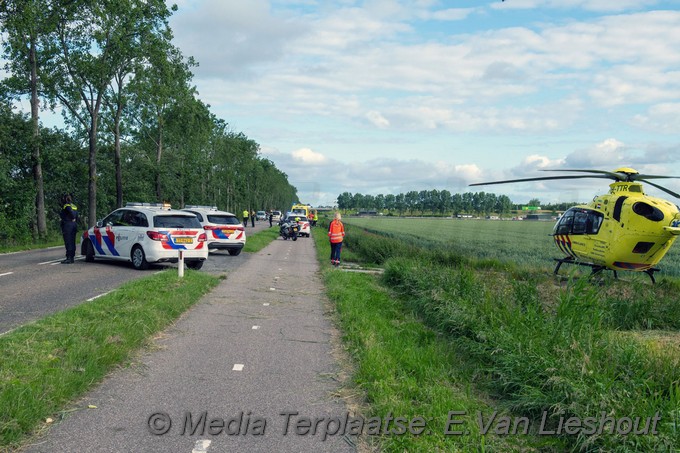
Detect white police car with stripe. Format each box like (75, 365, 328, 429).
(80, 203, 208, 270)
(181, 205, 246, 256)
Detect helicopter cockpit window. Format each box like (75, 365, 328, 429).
(553, 210, 574, 235)
(553, 209, 603, 235)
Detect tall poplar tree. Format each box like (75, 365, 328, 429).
(40, 0, 176, 226)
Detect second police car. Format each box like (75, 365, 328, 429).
(181, 205, 246, 256)
(80, 203, 209, 270)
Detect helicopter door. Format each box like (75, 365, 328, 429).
(553, 208, 605, 261)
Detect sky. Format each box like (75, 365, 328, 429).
(6, 0, 678, 207)
(164, 0, 680, 207)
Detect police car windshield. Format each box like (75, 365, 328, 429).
(153, 215, 201, 229)
(207, 214, 241, 225)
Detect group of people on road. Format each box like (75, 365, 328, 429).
(59, 195, 345, 268)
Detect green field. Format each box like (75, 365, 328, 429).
(320, 216, 680, 452)
(344, 217, 680, 280)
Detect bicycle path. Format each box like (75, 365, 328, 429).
(27, 232, 356, 452)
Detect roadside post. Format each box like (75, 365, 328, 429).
(178, 250, 184, 278)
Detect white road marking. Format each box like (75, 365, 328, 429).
(87, 291, 112, 302)
(0, 272, 13, 277)
(269, 287, 275, 291)
(46, 256, 85, 266)
(252, 326, 260, 330)
(263, 303, 269, 306)
(232, 364, 244, 371)
(39, 259, 62, 265)
(192, 439, 211, 453)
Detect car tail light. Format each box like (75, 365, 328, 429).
(198, 232, 207, 242)
(146, 231, 168, 241)
(203, 225, 217, 230)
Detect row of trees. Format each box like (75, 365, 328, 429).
(336, 190, 575, 217)
(0, 1, 297, 244)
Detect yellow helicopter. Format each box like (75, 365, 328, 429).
(470, 168, 680, 283)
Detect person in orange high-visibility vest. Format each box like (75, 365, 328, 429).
(328, 212, 345, 266)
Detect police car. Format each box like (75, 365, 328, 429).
(181, 205, 246, 256)
(284, 214, 311, 237)
(272, 210, 282, 222)
(81, 203, 209, 270)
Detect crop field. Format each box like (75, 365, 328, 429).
(319, 216, 680, 451)
(344, 216, 680, 280)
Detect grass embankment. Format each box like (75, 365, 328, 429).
(314, 221, 680, 452)
(0, 270, 219, 449)
(243, 225, 280, 253)
(1, 226, 280, 449)
(0, 235, 62, 254)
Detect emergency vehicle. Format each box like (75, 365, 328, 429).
(80, 203, 209, 270)
(181, 205, 246, 256)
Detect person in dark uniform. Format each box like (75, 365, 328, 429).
(60, 194, 79, 264)
(268, 210, 273, 227)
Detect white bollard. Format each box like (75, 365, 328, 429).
(178, 250, 184, 278)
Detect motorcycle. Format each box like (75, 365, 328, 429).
(279, 221, 300, 241)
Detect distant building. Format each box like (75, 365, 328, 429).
(525, 213, 556, 221)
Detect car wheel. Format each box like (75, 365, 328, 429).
(186, 260, 204, 270)
(228, 248, 242, 256)
(292, 235, 298, 241)
(84, 239, 95, 262)
(131, 245, 149, 270)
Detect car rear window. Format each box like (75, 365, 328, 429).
(207, 214, 241, 225)
(154, 215, 201, 228)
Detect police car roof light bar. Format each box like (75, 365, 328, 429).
(126, 202, 172, 209)
(184, 205, 218, 210)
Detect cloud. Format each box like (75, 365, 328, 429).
(291, 148, 327, 164)
(261, 147, 483, 205)
(366, 111, 390, 128)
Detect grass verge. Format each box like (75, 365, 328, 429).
(0, 270, 219, 449)
(311, 228, 563, 452)
(335, 223, 680, 451)
(243, 225, 280, 253)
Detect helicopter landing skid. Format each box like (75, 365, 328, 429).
(552, 258, 660, 284)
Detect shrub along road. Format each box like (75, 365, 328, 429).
(24, 231, 354, 452)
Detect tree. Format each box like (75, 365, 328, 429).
(337, 192, 352, 211)
(0, 0, 56, 238)
(128, 40, 196, 204)
(40, 0, 177, 226)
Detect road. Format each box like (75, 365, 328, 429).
(25, 227, 354, 452)
(0, 220, 272, 335)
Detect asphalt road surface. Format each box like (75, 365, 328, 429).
(24, 228, 355, 453)
(0, 220, 272, 335)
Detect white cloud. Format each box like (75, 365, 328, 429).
(291, 148, 327, 164)
(366, 111, 390, 128)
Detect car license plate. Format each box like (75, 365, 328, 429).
(223, 229, 234, 234)
(175, 237, 193, 244)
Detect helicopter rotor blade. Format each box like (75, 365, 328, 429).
(469, 174, 611, 186)
(633, 174, 680, 181)
(638, 179, 680, 199)
(539, 169, 625, 180)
